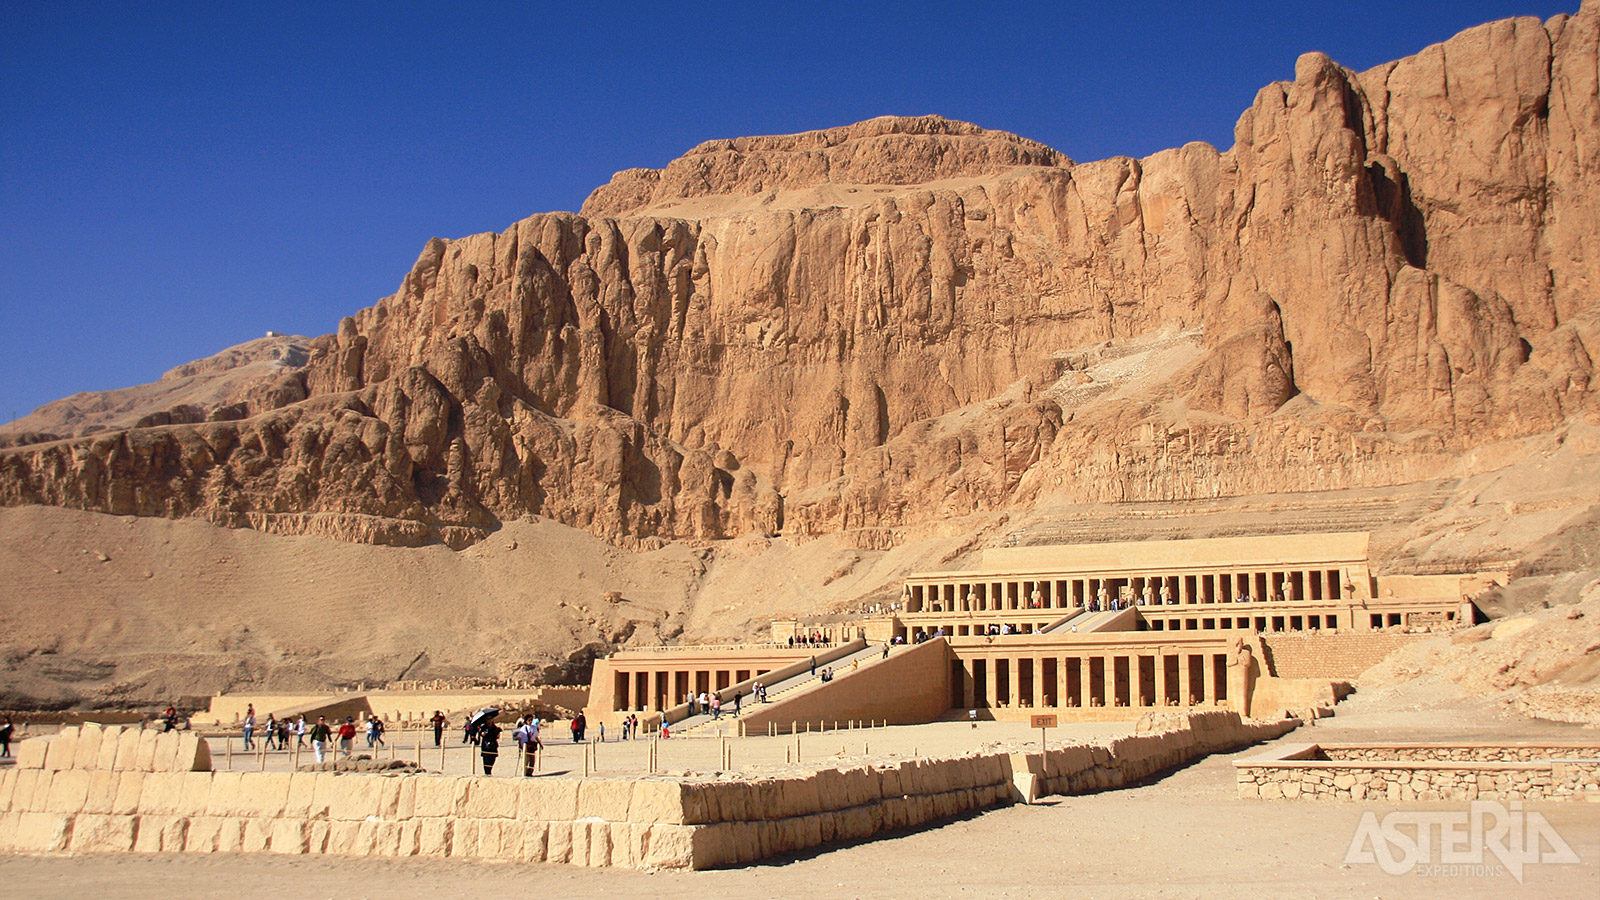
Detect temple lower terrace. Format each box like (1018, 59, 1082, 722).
(587, 533, 1498, 730)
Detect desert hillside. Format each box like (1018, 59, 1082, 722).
(1, 8, 1597, 707)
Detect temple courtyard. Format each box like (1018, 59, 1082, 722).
(3, 682, 1594, 899)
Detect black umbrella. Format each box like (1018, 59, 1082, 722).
(467, 708, 500, 729)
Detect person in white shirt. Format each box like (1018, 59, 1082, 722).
(518, 717, 542, 777)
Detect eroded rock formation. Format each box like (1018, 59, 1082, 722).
(1, 9, 1596, 549)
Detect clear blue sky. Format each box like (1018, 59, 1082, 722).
(0, 1, 1575, 425)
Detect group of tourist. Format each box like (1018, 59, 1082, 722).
(786, 633, 834, 647)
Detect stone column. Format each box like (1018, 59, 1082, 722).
(1007, 657, 1022, 708)
(985, 657, 1000, 709)
(962, 660, 976, 709)
(1033, 655, 1046, 708)
(1154, 651, 1169, 706)
(1177, 654, 1192, 706)
(1057, 656, 1070, 708)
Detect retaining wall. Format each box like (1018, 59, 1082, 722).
(1235, 742, 1600, 803)
(1, 712, 1297, 869)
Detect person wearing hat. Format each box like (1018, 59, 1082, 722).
(479, 713, 503, 775)
(337, 716, 357, 758)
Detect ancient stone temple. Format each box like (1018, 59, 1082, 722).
(586, 532, 1499, 730)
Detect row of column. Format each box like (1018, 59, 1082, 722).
(611, 667, 767, 712)
(908, 568, 1346, 612)
(955, 652, 1233, 711)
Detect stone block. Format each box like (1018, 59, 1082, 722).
(627, 780, 686, 825)
(476, 820, 506, 858)
(372, 820, 405, 856)
(375, 777, 402, 818)
(13, 812, 73, 852)
(585, 820, 613, 867)
(73, 723, 104, 770)
(0, 769, 13, 813)
(133, 730, 159, 771)
(875, 765, 902, 800)
(576, 779, 632, 822)
(112, 728, 141, 771)
(462, 778, 519, 819)
(326, 820, 369, 856)
(284, 772, 319, 818)
(177, 733, 212, 772)
(242, 818, 273, 853)
(396, 820, 422, 857)
(179, 772, 216, 816)
(393, 777, 417, 819)
(203, 771, 243, 816)
(327, 774, 385, 821)
(519, 778, 579, 821)
(137, 772, 185, 815)
(569, 819, 592, 866)
(70, 813, 136, 852)
(310, 773, 342, 820)
(152, 732, 180, 772)
(83, 769, 119, 814)
(307, 820, 330, 854)
(95, 725, 123, 770)
(545, 820, 572, 863)
(268, 818, 311, 854)
(515, 820, 549, 862)
(416, 818, 451, 857)
(43, 728, 77, 771)
(412, 776, 461, 818)
(184, 815, 243, 853)
(0, 811, 23, 849)
(44, 768, 91, 814)
(11, 770, 47, 813)
(227, 772, 290, 818)
(16, 736, 49, 770)
(133, 815, 186, 852)
(751, 779, 785, 821)
(607, 822, 638, 867)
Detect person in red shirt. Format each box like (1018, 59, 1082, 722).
(337, 716, 357, 758)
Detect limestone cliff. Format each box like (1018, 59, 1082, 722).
(1, 10, 1596, 551)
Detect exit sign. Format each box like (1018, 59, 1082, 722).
(1031, 715, 1058, 729)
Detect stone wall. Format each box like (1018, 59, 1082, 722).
(1258, 632, 1426, 679)
(0, 712, 1297, 868)
(1235, 742, 1600, 803)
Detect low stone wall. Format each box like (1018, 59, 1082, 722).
(1, 713, 1297, 869)
(1235, 742, 1600, 803)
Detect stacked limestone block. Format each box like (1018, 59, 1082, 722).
(0, 712, 1302, 868)
(1236, 743, 1600, 802)
(0, 724, 212, 853)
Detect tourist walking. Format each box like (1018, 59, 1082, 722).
(337, 716, 356, 758)
(262, 714, 279, 750)
(308, 716, 332, 764)
(0, 716, 12, 758)
(294, 716, 306, 748)
(241, 704, 256, 751)
(430, 710, 447, 747)
(711, 694, 722, 719)
(479, 715, 502, 775)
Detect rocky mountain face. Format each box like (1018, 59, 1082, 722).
(1, 9, 1596, 552)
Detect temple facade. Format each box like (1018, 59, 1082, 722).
(584, 533, 1501, 730)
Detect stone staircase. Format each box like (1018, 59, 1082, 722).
(670, 642, 893, 736)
